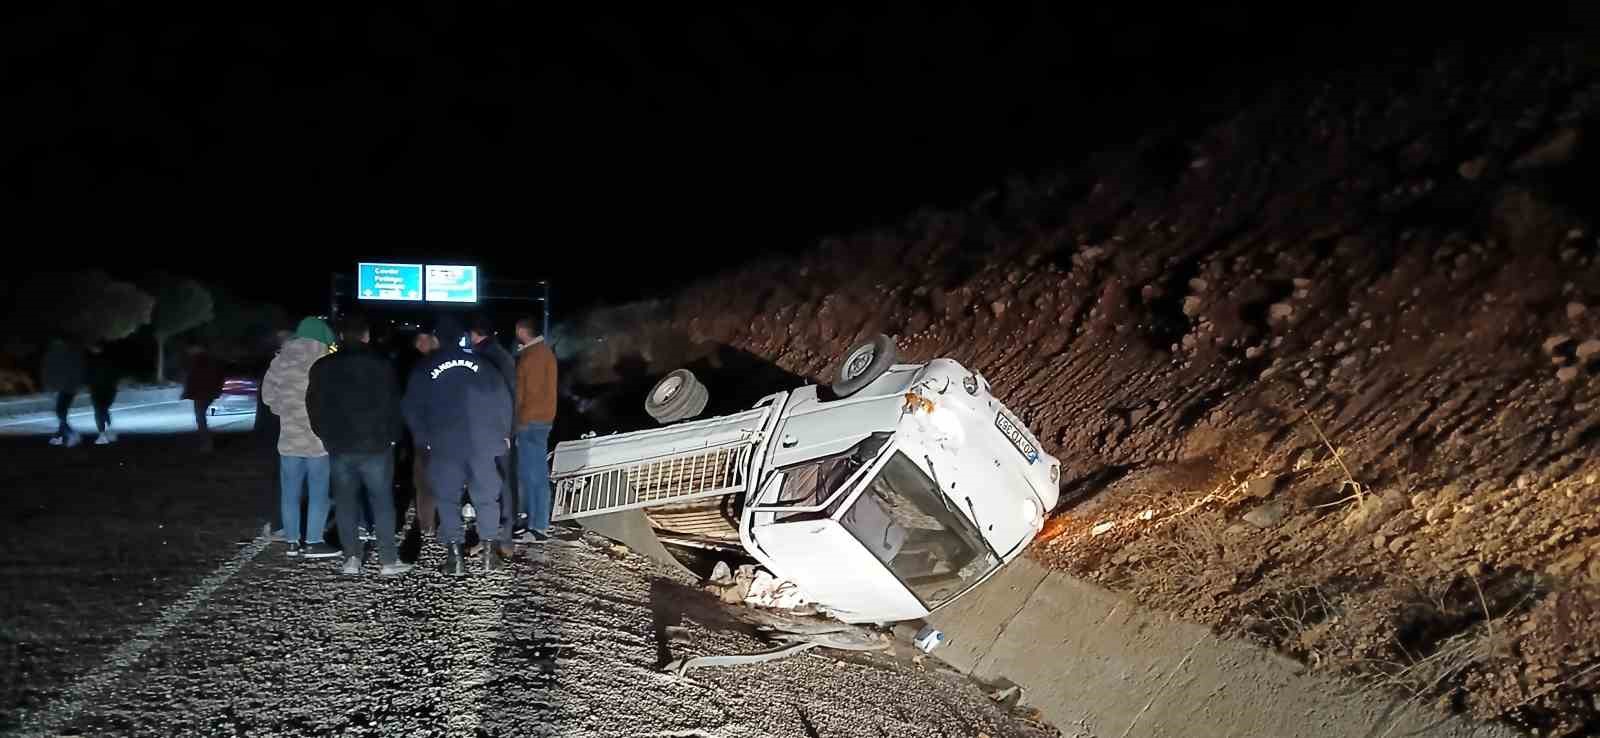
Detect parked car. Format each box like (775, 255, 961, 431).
(209, 377, 259, 416)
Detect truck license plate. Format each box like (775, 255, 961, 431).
(995, 412, 1039, 464)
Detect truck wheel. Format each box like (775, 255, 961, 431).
(645, 369, 707, 424)
(683, 379, 709, 420)
(830, 334, 896, 398)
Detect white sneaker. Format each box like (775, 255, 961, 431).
(340, 556, 362, 576)
(49, 436, 64, 447)
(95, 434, 112, 445)
(104, 430, 118, 443)
(380, 562, 414, 577)
(357, 527, 376, 542)
(462, 503, 476, 521)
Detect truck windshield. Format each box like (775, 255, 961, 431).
(838, 451, 1000, 609)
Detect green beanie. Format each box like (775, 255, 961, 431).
(293, 317, 336, 346)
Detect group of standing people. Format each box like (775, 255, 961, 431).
(260, 311, 557, 577)
(41, 339, 122, 447)
(42, 338, 228, 450)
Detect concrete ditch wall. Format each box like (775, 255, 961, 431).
(929, 558, 1520, 738)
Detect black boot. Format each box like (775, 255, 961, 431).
(441, 543, 466, 576)
(483, 542, 502, 573)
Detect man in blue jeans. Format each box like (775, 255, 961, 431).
(512, 316, 557, 543)
(263, 317, 340, 558)
(308, 313, 411, 577)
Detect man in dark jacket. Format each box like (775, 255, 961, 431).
(403, 315, 514, 575)
(86, 343, 120, 444)
(255, 329, 290, 541)
(308, 314, 410, 577)
(402, 330, 441, 537)
(182, 343, 225, 453)
(468, 313, 518, 556)
(42, 338, 86, 447)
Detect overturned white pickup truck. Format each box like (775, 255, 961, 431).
(551, 335, 1060, 625)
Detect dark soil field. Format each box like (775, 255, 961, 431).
(557, 41, 1600, 735)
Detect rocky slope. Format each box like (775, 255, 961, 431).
(561, 42, 1600, 735)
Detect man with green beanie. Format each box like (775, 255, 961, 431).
(263, 317, 340, 558)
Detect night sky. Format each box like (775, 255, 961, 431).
(9, 3, 1593, 313)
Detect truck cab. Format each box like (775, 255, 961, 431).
(741, 359, 1058, 623)
(550, 337, 1059, 626)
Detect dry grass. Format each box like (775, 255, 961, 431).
(1302, 409, 1370, 509)
(1153, 509, 1230, 582)
(1354, 575, 1542, 708)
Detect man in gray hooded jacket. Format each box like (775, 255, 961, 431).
(263, 317, 339, 559)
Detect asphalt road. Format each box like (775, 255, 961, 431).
(0, 426, 1055, 738)
(0, 400, 255, 439)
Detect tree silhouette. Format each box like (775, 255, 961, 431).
(14, 271, 155, 345)
(151, 276, 214, 381)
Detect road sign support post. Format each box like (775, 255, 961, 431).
(543, 280, 551, 338)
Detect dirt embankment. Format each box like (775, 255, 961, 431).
(562, 43, 1600, 734)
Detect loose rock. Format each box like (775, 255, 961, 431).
(1512, 127, 1581, 170)
(1243, 502, 1286, 529)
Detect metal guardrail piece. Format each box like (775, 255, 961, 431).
(660, 627, 890, 678)
(662, 641, 820, 678)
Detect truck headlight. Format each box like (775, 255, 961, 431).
(1049, 463, 1059, 484)
(1022, 498, 1043, 528)
(963, 374, 979, 395)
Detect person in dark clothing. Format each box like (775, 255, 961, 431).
(403, 314, 513, 575)
(404, 330, 441, 536)
(85, 343, 120, 444)
(308, 314, 411, 577)
(253, 330, 290, 541)
(468, 313, 518, 557)
(182, 343, 225, 452)
(468, 314, 517, 398)
(42, 338, 86, 447)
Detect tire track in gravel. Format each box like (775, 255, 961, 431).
(7, 530, 272, 738)
(15, 530, 1054, 737)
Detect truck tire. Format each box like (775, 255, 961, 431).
(830, 334, 896, 398)
(683, 379, 709, 419)
(645, 369, 707, 424)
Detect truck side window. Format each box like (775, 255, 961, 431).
(773, 433, 891, 521)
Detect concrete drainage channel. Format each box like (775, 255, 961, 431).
(928, 557, 1520, 738)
